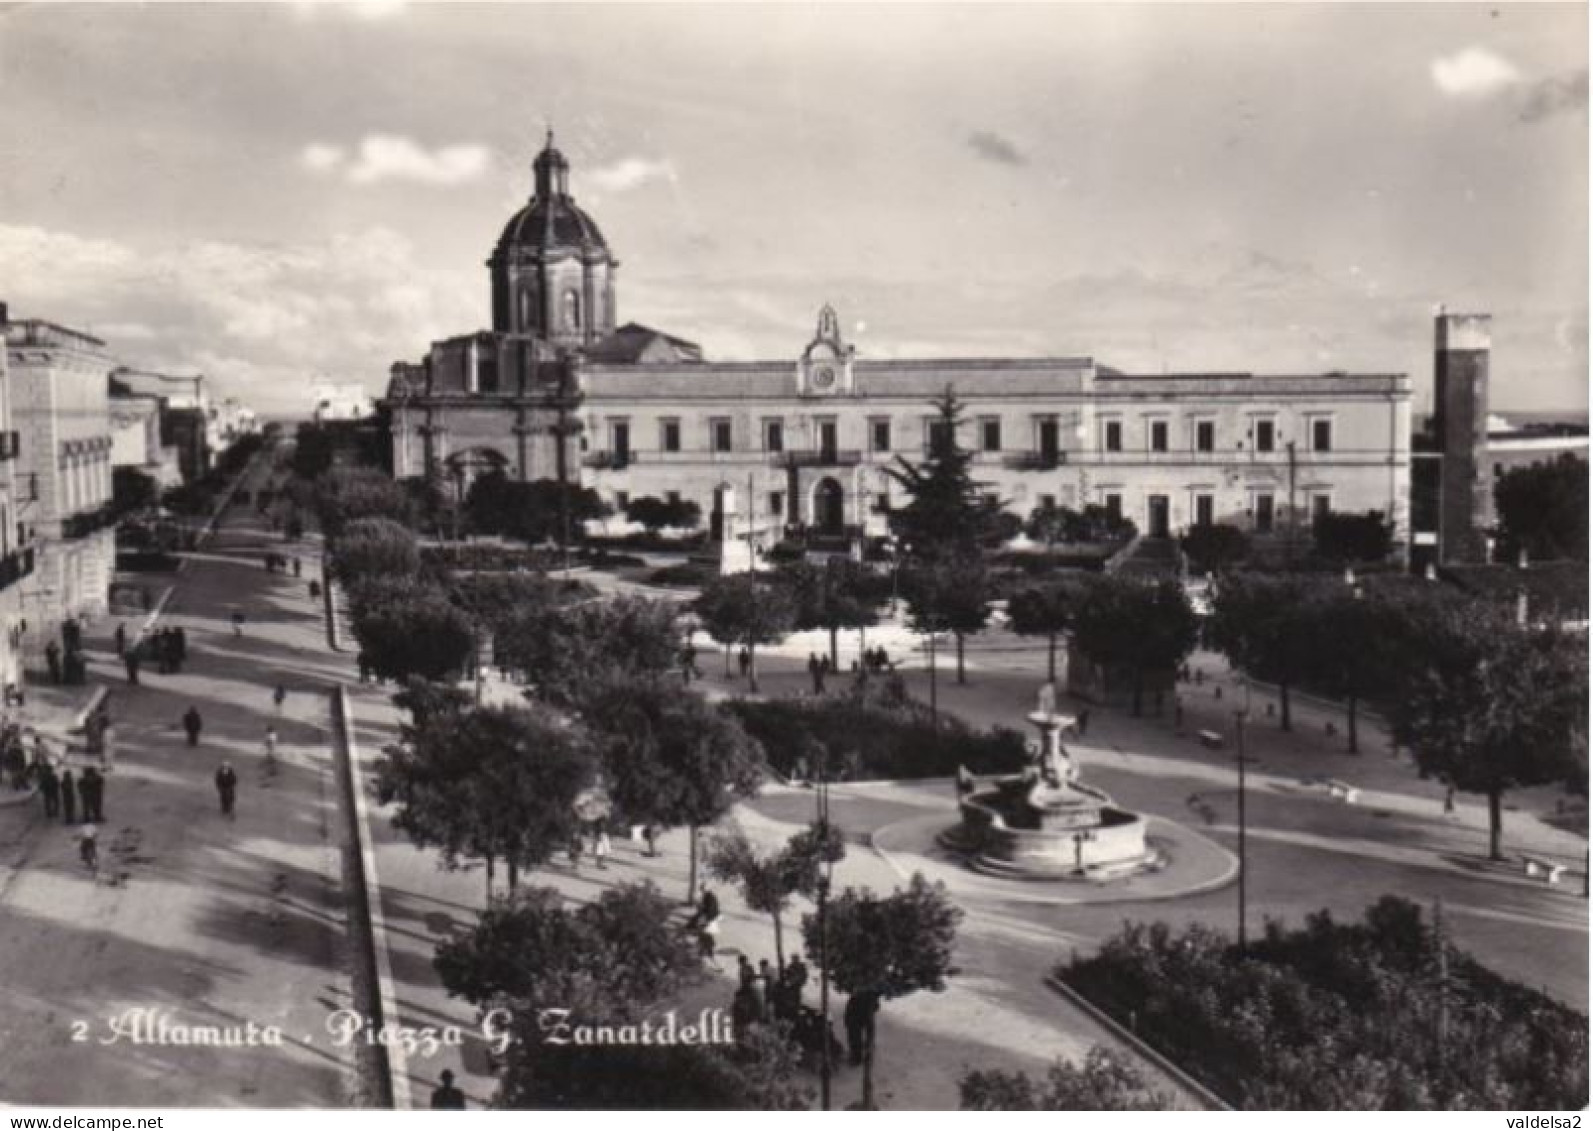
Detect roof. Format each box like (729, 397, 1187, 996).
(493, 196, 609, 256)
(582, 323, 703, 364)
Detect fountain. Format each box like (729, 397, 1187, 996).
(941, 684, 1156, 880)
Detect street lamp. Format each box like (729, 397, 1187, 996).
(1234, 707, 1249, 954)
(813, 758, 834, 1111)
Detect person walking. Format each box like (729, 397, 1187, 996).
(78, 822, 98, 872)
(737, 647, 751, 680)
(273, 684, 287, 712)
(263, 726, 278, 764)
(124, 647, 141, 686)
(737, 955, 757, 990)
(1077, 707, 1091, 737)
(38, 762, 60, 819)
(817, 654, 830, 694)
(182, 706, 203, 747)
(292, 558, 302, 579)
(231, 610, 245, 636)
(113, 623, 126, 657)
(592, 827, 611, 871)
(429, 1070, 465, 1110)
(807, 653, 822, 695)
(44, 641, 61, 685)
(214, 762, 238, 818)
(79, 766, 104, 823)
(60, 770, 77, 825)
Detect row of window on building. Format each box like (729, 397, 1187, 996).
(598, 414, 1336, 458)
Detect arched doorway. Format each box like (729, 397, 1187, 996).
(444, 448, 510, 500)
(813, 477, 845, 535)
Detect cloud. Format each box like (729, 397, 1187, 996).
(586, 157, 677, 194)
(1518, 69, 1589, 122)
(300, 143, 346, 173)
(0, 222, 479, 412)
(1431, 47, 1522, 97)
(344, 135, 490, 186)
(300, 135, 489, 185)
(967, 130, 1027, 166)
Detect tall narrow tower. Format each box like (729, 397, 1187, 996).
(1433, 312, 1492, 563)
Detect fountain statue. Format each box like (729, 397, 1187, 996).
(940, 684, 1155, 880)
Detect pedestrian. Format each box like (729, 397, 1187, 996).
(737, 647, 751, 679)
(79, 767, 104, 823)
(1443, 786, 1456, 817)
(843, 990, 880, 1067)
(183, 706, 203, 747)
(807, 653, 822, 694)
(214, 762, 238, 817)
(45, 641, 61, 685)
(567, 829, 583, 869)
(292, 558, 302, 579)
(78, 822, 98, 871)
(174, 627, 187, 663)
(731, 982, 764, 1031)
(817, 654, 830, 693)
(263, 726, 278, 763)
(757, 958, 776, 1007)
(785, 955, 809, 1003)
(593, 827, 611, 870)
(273, 684, 287, 712)
(1077, 707, 1091, 737)
(113, 623, 126, 657)
(231, 610, 245, 636)
(60, 769, 76, 825)
(642, 823, 659, 858)
(737, 955, 757, 990)
(38, 762, 59, 819)
(124, 650, 141, 686)
(429, 1069, 465, 1110)
(309, 580, 321, 600)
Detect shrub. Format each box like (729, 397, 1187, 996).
(727, 688, 1026, 781)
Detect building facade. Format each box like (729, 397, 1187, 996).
(0, 307, 34, 692)
(3, 314, 117, 641)
(383, 136, 1413, 552)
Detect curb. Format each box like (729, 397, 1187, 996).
(1044, 974, 1232, 1111)
(330, 685, 401, 1108)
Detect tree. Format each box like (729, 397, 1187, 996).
(291, 424, 337, 481)
(1495, 453, 1588, 562)
(330, 516, 421, 582)
(1026, 503, 1136, 546)
(902, 555, 992, 686)
(348, 578, 475, 683)
(1303, 588, 1399, 753)
(1180, 522, 1250, 575)
(706, 821, 846, 969)
(1313, 509, 1395, 564)
(883, 387, 1004, 557)
(1071, 576, 1199, 715)
(776, 558, 888, 668)
(1206, 574, 1320, 731)
(627, 494, 703, 535)
(312, 466, 415, 538)
(373, 704, 596, 895)
(801, 873, 963, 1107)
(1006, 577, 1083, 683)
(1388, 606, 1586, 860)
(499, 595, 681, 710)
(959, 1047, 1166, 1110)
(583, 683, 767, 901)
(465, 473, 610, 544)
(694, 573, 796, 693)
(112, 467, 159, 516)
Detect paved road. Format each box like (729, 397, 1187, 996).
(0, 458, 360, 1107)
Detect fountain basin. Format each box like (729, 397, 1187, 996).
(942, 780, 1156, 880)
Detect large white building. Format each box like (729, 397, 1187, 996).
(385, 136, 1413, 550)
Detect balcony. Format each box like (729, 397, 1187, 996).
(61, 503, 118, 541)
(0, 432, 19, 461)
(583, 451, 631, 470)
(1003, 451, 1065, 471)
(0, 546, 35, 591)
(771, 449, 863, 470)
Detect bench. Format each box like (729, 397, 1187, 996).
(1196, 729, 1225, 750)
(1523, 855, 1567, 884)
(1325, 779, 1360, 804)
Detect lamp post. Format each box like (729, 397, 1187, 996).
(814, 761, 834, 1111)
(1235, 707, 1248, 953)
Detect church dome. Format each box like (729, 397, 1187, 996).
(491, 133, 611, 261)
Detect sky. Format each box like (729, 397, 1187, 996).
(0, 1, 1586, 416)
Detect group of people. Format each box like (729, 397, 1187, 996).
(732, 953, 810, 1028)
(261, 552, 301, 577)
(36, 762, 106, 825)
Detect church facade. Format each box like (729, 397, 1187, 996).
(383, 137, 1412, 550)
